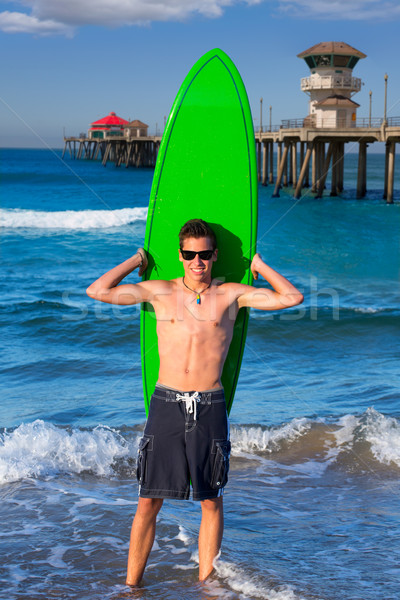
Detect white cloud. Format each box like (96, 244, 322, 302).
(0, 0, 247, 35)
(0, 10, 74, 36)
(30, 0, 236, 26)
(276, 0, 400, 20)
(0, 0, 399, 36)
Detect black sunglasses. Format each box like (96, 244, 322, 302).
(180, 249, 215, 260)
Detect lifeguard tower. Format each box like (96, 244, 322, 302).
(298, 42, 366, 128)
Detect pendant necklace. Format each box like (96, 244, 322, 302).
(182, 277, 212, 304)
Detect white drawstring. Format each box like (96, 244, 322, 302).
(176, 392, 200, 421)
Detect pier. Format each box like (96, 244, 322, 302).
(63, 122, 399, 203)
(62, 112, 162, 168)
(255, 118, 400, 203)
(62, 135, 162, 168)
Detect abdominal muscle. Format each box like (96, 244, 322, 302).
(156, 316, 233, 392)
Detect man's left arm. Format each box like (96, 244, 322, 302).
(237, 253, 304, 311)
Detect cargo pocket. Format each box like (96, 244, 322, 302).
(136, 434, 153, 485)
(211, 440, 231, 489)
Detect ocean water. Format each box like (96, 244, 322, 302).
(1, 147, 399, 600)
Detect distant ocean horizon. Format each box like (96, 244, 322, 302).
(1, 148, 399, 600)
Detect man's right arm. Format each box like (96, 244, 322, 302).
(86, 249, 154, 306)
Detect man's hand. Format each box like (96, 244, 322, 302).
(137, 248, 148, 277)
(250, 253, 263, 281)
(238, 253, 304, 310)
(86, 249, 152, 305)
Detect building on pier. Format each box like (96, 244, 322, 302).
(125, 120, 149, 138)
(88, 111, 129, 139)
(298, 42, 366, 128)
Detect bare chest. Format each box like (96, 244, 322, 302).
(154, 288, 237, 337)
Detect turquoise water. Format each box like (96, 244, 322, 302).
(1, 147, 399, 599)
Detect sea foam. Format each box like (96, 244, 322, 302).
(230, 418, 312, 455)
(213, 558, 303, 600)
(0, 207, 147, 230)
(334, 408, 400, 467)
(0, 420, 135, 484)
(232, 410, 400, 470)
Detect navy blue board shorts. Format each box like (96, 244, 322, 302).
(137, 384, 231, 501)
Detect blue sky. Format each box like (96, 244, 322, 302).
(1, 0, 400, 148)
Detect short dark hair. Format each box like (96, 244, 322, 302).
(179, 219, 217, 250)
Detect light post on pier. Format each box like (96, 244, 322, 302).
(384, 73, 388, 125)
(260, 97, 263, 135)
(269, 105, 272, 132)
(369, 91, 372, 127)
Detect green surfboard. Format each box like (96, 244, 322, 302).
(140, 48, 258, 416)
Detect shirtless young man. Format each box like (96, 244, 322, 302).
(86, 219, 303, 586)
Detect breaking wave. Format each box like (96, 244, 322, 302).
(0, 207, 147, 230)
(1, 409, 399, 484)
(0, 420, 138, 484)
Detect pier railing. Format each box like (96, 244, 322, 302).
(278, 116, 400, 129)
(281, 119, 309, 129)
(300, 75, 362, 92)
(254, 125, 281, 133)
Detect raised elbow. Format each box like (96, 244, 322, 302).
(86, 284, 98, 300)
(289, 292, 304, 307)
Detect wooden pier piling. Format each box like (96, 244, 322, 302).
(330, 143, 338, 197)
(294, 142, 313, 199)
(386, 140, 396, 204)
(316, 142, 333, 199)
(272, 142, 289, 197)
(357, 141, 368, 199)
(288, 143, 293, 186)
(311, 144, 317, 193)
(268, 141, 274, 183)
(262, 142, 268, 186)
(292, 141, 298, 188)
